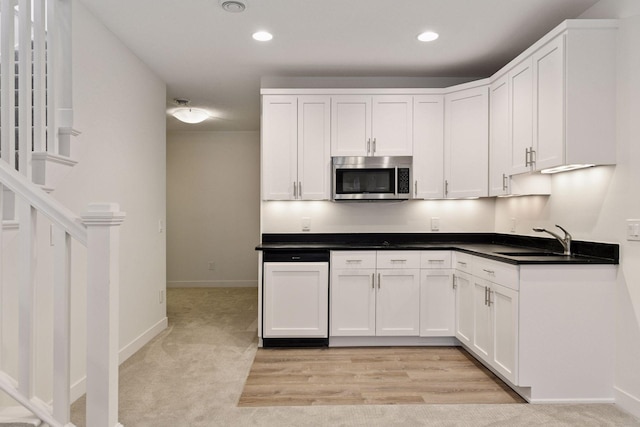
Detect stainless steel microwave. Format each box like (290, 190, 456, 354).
(332, 156, 412, 201)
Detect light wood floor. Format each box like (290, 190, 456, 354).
(238, 346, 525, 407)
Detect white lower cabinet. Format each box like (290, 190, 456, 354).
(419, 251, 454, 337)
(263, 262, 329, 338)
(453, 270, 474, 347)
(330, 251, 420, 337)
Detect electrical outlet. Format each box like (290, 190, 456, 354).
(627, 219, 640, 241)
(510, 218, 517, 233)
(431, 217, 440, 232)
(208, 261, 216, 271)
(158, 219, 164, 233)
(159, 290, 164, 304)
(301, 217, 311, 232)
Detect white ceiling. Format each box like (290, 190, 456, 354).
(79, 0, 600, 132)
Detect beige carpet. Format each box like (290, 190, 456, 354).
(239, 346, 525, 406)
(68, 287, 640, 426)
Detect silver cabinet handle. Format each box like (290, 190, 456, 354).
(390, 259, 407, 263)
(530, 148, 536, 165)
(445, 180, 449, 196)
(377, 273, 381, 289)
(367, 138, 371, 155)
(428, 259, 445, 264)
(484, 286, 489, 306)
(298, 181, 302, 198)
(457, 261, 467, 267)
(487, 289, 494, 307)
(293, 181, 297, 199)
(482, 269, 495, 275)
(452, 274, 457, 289)
(525, 147, 530, 167)
(371, 273, 375, 289)
(502, 173, 508, 191)
(414, 180, 418, 197)
(372, 138, 376, 154)
(346, 259, 362, 264)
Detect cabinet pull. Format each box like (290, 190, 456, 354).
(457, 261, 467, 267)
(452, 274, 457, 290)
(484, 286, 489, 306)
(390, 259, 407, 263)
(502, 173, 508, 191)
(298, 181, 302, 198)
(428, 259, 445, 264)
(525, 147, 531, 167)
(414, 180, 418, 197)
(487, 290, 494, 307)
(378, 273, 381, 289)
(293, 181, 297, 199)
(371, 273, 375, 289)
(530, 149, 536, 165)
(367, 138, 371, 154)
(482, 269, 495, 276)
(372, 138, 376, 154)
(346, 259, 362, 264)
(445, 180, 449, 196)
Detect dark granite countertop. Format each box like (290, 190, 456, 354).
(256, 233, 619, 265)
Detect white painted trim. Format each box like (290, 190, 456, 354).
(167, 280, 258, 288)
(70, 317, 168, 403)
(31, 151, 78, 166)
(527, 397, 616, 404)
(119, 317, 168, 364)
(2, 220, 19, 230)
(615, 386, 640, 419)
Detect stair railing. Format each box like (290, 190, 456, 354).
(1, 0, 125, 426)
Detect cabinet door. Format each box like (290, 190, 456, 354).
(472, 279, 492, 362)
(533, 35, 565, 171)
(376, 269, 420, 336)
(491, 283, 519, 384)
(510, 58, 535, 175)
(420, 269, 455, 337)
(330, 268, 376, 336)
(263, 262, 329, 338)
(454, 271, 474, 346)
(298, 96, 331, 200)
(489, 75, 510, 196)
(413, 95, 444, 199)
(262, 96, 298, 200)
(331, 95, 371, 156)
(444, 86, 489, 198)
(372, 95, 413, 156)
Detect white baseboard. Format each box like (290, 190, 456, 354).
(70, 317, 168, 403)
(167, 280, 257, 288)
(615, 386, 640, 419)
(119, 317, 168, 364)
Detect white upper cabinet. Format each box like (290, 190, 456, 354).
(262, 95, 330, 200)
(413, 95, 444, 199)
(331, 95, 413, 157)
(489, 75, 510, 197)
(505, 22, 618, 173)
(444, 86, 489, 199)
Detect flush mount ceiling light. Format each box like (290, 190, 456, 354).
(220, 0, 246, 13)
(417, 31, 439, 42)
(172, 98, 210, 124)
(252, 31, 273, 41)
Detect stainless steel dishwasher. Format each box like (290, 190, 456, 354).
(262, 251, 330, 347)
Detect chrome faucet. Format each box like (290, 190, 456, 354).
(533, 224, 572, 255)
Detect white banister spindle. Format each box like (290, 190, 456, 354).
(82, 203, 125, 427)
(18, 200, 37, 399)
(53, 226, 72, 424)
(0, 183, 3, 369)
(33, 0, 47, 153)
(18, 0, 33, 176)
(1, 0, 17, 167)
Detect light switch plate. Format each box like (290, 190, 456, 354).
(627, 219, 640, 241)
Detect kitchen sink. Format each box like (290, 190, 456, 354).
(495, 251, 566, 257)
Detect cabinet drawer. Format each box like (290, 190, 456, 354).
(420, 251, 452, 269)
(453, 252, 474, 273)
(331, 251, 376, 269)
(474, 258, 519, 290)
(376, 251, 420, 269)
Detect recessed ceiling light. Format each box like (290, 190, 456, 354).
(220, 0, 246, 13)
(252, 31, 273, 42)
(417, 31, 439, 42)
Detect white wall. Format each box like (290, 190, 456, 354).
(495, 1, 640, 417)
(262, 199, 495, 233)
(167, 131, 260, 287)
(59, 0, 167, 398)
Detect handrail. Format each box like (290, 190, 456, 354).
(0, 162, 87, 246)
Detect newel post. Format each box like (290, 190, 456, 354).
(81, 203, 126, 427)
